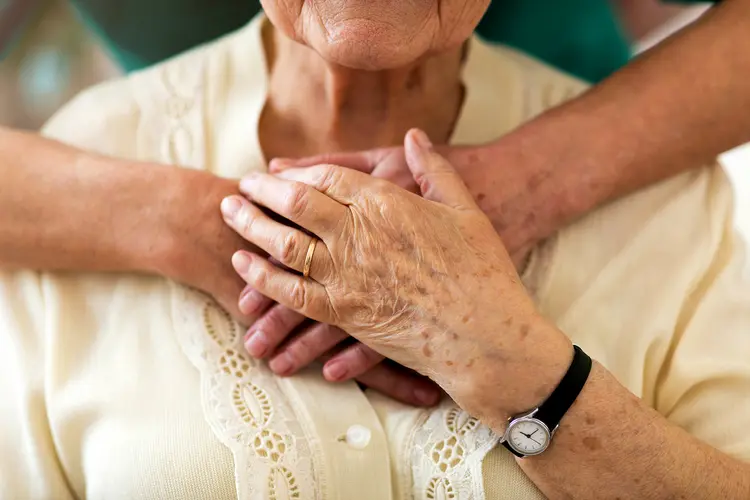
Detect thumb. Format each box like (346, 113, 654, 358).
(404, 129, 477, 210)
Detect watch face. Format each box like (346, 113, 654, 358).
(507, 418, 551, 456)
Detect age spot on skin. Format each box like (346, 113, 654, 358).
(585, 415, 596, 425)
(582, 436, 601, 451)
(422, 344, 433, 358)
(450, 332, 458, 340)
(502, 316, 513, 327)
(461, 315, 470, 324)
(420, 330, 430, 339)
(465, 359, 475, 368)
(476, 193, 486, 202)
(519, 324, 530, 339)
(445, 360, 454, 367)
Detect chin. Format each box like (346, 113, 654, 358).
(310, 18, 435, 71)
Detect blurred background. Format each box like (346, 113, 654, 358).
(0, 0, 746, 239)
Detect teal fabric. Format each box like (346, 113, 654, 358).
(477, 0, 630, 82)
(68, 0, 716, 82)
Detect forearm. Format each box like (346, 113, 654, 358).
(0, 127, 173, 273)
(523, 362, 749, 498)
(468, 322, 750, 499)
(480, 0, 750, 238)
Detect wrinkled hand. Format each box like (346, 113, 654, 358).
(221, 129, 552, 412)
(161, 170, 438, 406)
(251, 135, 542, 392)
(269, 138, 542, 268)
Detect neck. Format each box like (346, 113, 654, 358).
(260, 23, 466, 159)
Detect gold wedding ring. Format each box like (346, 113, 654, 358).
(303, 238, 318, 278)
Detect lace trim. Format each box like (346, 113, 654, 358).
(410, 401, 499, 500)
(150, 51, 323, 500)
(171, 285, 323, 500)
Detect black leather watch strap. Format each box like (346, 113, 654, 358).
(534, 345, 592, 430)
(502, 345, 592, 458)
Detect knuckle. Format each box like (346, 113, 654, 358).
(279, 232, 301, 266)
(250, 265, 269, 289)
(284, 182, 309, 219)
(351, 345, 381, 369)
(318, 164, 340, 190)
(290, 281, 309, 311)
(237, 207, 257, 237)
(280, 346, 302, 368)
(286, 335, 319, 363)
(261, 309, 291, 335)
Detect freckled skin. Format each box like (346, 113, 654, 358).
(251, 153, 554, 456)
(582, 436, 601, 451)
(519, 324, 529, 339)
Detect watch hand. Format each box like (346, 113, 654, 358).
(529, 429, 538, 438)
(529, 437, 542, 446)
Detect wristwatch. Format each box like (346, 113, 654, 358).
(501, 345, 592, 458)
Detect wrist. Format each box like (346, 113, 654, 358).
(146, 167, 241, 282)
(454, 314, 573, 434)
(471, 102, 625, 245)
(118, 162, 200, 277)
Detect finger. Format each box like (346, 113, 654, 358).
(237, 172, 348, 236)
(273, 164, 371, 205)
(221, 196, 334, 280)
(232, 250, 335, 324)
(404, 128, 478, 210)
(217, 276, 264, 327)
(322, 343, 385, 382)
(243, 304, 307, 359)
(269, 149, 390, 173)
(268, 323, 348, 376)
(238, 285, 274, 317)
(353, 363, 442, 407)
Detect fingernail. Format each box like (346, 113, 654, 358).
(244, 330, 269, 358)
(221, 196, 243, 218)
(232, 251, 252, 274)
(323, 361, 348, 381)
(411, 129, 432, 150)
(414, 388, 439, 406)
(239, 289, 264, 315)
(270, 354, 293, 376)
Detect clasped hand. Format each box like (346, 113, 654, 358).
(221, 129, 546, 414)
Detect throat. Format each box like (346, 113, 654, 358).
(258, 22, 466, 160)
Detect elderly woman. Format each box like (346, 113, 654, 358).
(0, 2, 748, 500)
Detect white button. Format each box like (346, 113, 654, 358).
(345, 425, 371, 450)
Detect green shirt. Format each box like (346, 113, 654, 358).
(69, 0, 714, 82)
